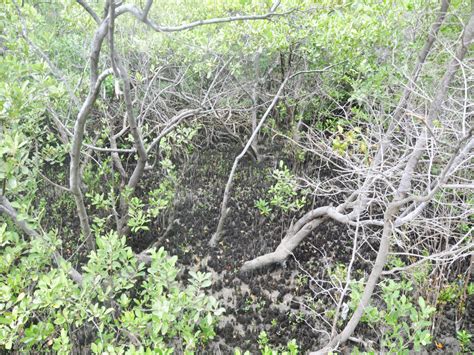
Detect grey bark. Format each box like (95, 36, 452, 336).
(240, 0, 453, 273)
(312, 11, 473, 354)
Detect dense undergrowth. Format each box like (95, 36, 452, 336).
(0, 0, 473, 353)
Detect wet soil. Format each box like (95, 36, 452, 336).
(130, 144, 472, 354)
(38, 141, 473, 353)
(131, 145, 352, 352)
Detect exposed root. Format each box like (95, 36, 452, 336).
(241, 217, 326, 272)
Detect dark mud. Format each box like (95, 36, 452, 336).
(131, 145, 380, 353)
(38, 141, 473, 353)
(148, 144, 473, 353)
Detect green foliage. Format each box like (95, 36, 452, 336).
(0, 226, 224, 352)
(127, 207, 151, 233)
(86, 191, 113, 211)
(332, 125, 367, 157)
(346, 279, 435, 353)
(349, 277, 435, 352)
(255, 161, 306, 217)
(467, 283, 474, 296)
(381, 281, 435, 352)
(2, 1, 468, 353)
(258, 330, 270, 349)
(295, 273, 308, 290)
(41, 131, 68, 166)
(127, 196, 151, 233)
(255, 198, 271, 216)
(456, 329, 472, 351)
(328, 263, 436, 353)
(84, 157, 177, 235)
(102, 75, 115, 98)
(148, 182, 174, 218)
(0, 7, 59, 198)
(148, 158, 177, 219)
(269, 161, 306, 212)
(438, 282, 463, 305)
(234, 348, 251, 355)
(242, 295, 266, 313)
(242, 330, 299, 355)
(160, 123, 201, 157)
(0, 133, 29, 194)
(127, 158, 177, 232)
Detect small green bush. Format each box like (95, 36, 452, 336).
(328, 264, 436, 353)
(255, 161, 306, 217)
(0, 227, 224, 353)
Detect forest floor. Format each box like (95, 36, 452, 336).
(39, 140, 473, 353)
(127, 143, 473, 354)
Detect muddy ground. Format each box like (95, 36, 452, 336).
(128, 144, 473, 354)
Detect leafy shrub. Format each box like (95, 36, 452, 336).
(456, 329, 472, 352)
(255, 161, 306, 216)
(327, 263, 436, 353)
(234, 330, 298, 355)
(0, 227, 224, 353)
(255, 198, 271, 217)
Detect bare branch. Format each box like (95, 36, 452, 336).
(76, 0, 101, 24)
(115, 3, 292, 33)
